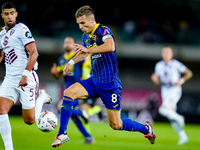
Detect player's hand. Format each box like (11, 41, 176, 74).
(151, 73, 160, 85)
(51, 63, 57, 74)
(63, 63, 72, 76)
(18, 76, 28, 91)
(73, 44, 89, 53)
(176, 78, 184, 86)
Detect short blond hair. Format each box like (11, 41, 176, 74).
(75, 5, 94, 18)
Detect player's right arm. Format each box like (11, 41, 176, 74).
(63, 51, 89, 76)
(151, 72, 160, 85)
(0, 50, 4, 63)
(51, 63, 62, 79)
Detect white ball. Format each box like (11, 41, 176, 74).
(37, 111, 58, 132)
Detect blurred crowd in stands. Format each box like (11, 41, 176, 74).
(1, 0, 200, 45)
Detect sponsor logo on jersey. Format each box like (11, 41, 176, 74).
(10, 29, 15, 36)
(92, 54, 102, 59)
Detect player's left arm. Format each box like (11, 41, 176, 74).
(74, 38, 115, 54)
(18, 42, 39, 91)
(24, 42, 39, 71)
(0, 50, 4, 63)
(176, 67, 193, 85)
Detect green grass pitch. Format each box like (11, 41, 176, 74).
(0, 115, 200, 150)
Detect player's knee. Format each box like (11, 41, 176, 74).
(63, 88, 74, 99)
(0, 108, 8, 115)
(24, 117, 35, 125)
(109, 121, 122, 130)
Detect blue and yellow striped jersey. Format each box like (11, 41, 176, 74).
(82, 24, 119, 83)
(57, 52, 83, 88)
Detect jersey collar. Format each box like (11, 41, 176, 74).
(89, 23, 100, 38)
(64, 52, 76, 59)
(3, 21, 19, 31)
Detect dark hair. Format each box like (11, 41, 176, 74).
(163, 45, 173, 49)
(1, 2, 16, 12)
(75, 5, 94, 18)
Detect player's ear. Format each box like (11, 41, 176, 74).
(15, 11, 18, 18)
(1, 13, 3, 19)
(90, 16, 95, 23)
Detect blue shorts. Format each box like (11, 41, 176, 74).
(78, 77, 122, 110)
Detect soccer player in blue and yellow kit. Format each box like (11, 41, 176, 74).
(52, 6, 156, 147)
(51, 37, 95, 144)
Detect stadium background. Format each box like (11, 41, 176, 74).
(0, 0, 200, 124)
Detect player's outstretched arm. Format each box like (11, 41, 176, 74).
(63, 50, 89, 76)
(0, 50, 4, 63)
(18, 42, 39, 91)
(89, 38, 115, 53)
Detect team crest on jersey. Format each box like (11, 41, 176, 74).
(25, 31, 32, 38)
(10, 29, 15, 36)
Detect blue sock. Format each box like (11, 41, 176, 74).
(58, 96, 74, 135)
(121, 118, 148, 135)
(72, 116, 91, 137)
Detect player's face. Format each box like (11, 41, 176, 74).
(162, 47, 173, 63)
(76, 15, 95, 34)
(63, 38, 75, 52)
(1, 8, 18, 29)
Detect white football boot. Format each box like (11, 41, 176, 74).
(52, 133, 69, 148)
(39, 88, 52, 104)
(178, 130, 189, 145)
(144, 121, 156, 144)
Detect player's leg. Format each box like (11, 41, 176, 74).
(159, 87, 183, 122)
(0, 97, 14, 150)
(58, 82, 88, 135)
(22, 107, 35, 125)
(21, 89, 52, 125)
(0, 77, 19, 150)
(35, 89, 52, 121)
(98, 78, 156, 144)
(71, 115, 95, 144)
(106, 109, 148, 133)
(21, 72, 52, 124)
(159, 87, 188, 144)
(106, 109, 156, 144)
(52, 78, 94, 147)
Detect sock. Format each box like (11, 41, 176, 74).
(121, 118, 148, 135)
(58, 96, 74, 134)
(35, 94, 45, 122)
(0, 114, 14, 150)
(178, 129, 188, 140)
(87, 105, 101, 116)
(71, 116, 91, 137)
(72, 109, 82, 116)
(170, 120, 182, 134)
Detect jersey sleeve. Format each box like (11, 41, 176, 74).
(175, 60, 186, 73)
(0, 32, 3, 50)
(18, 24, 35, 46)
(154, 63, 160, 76)
(99, 26, 113, 42)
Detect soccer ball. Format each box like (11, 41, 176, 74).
(37, 111, 58, 132)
